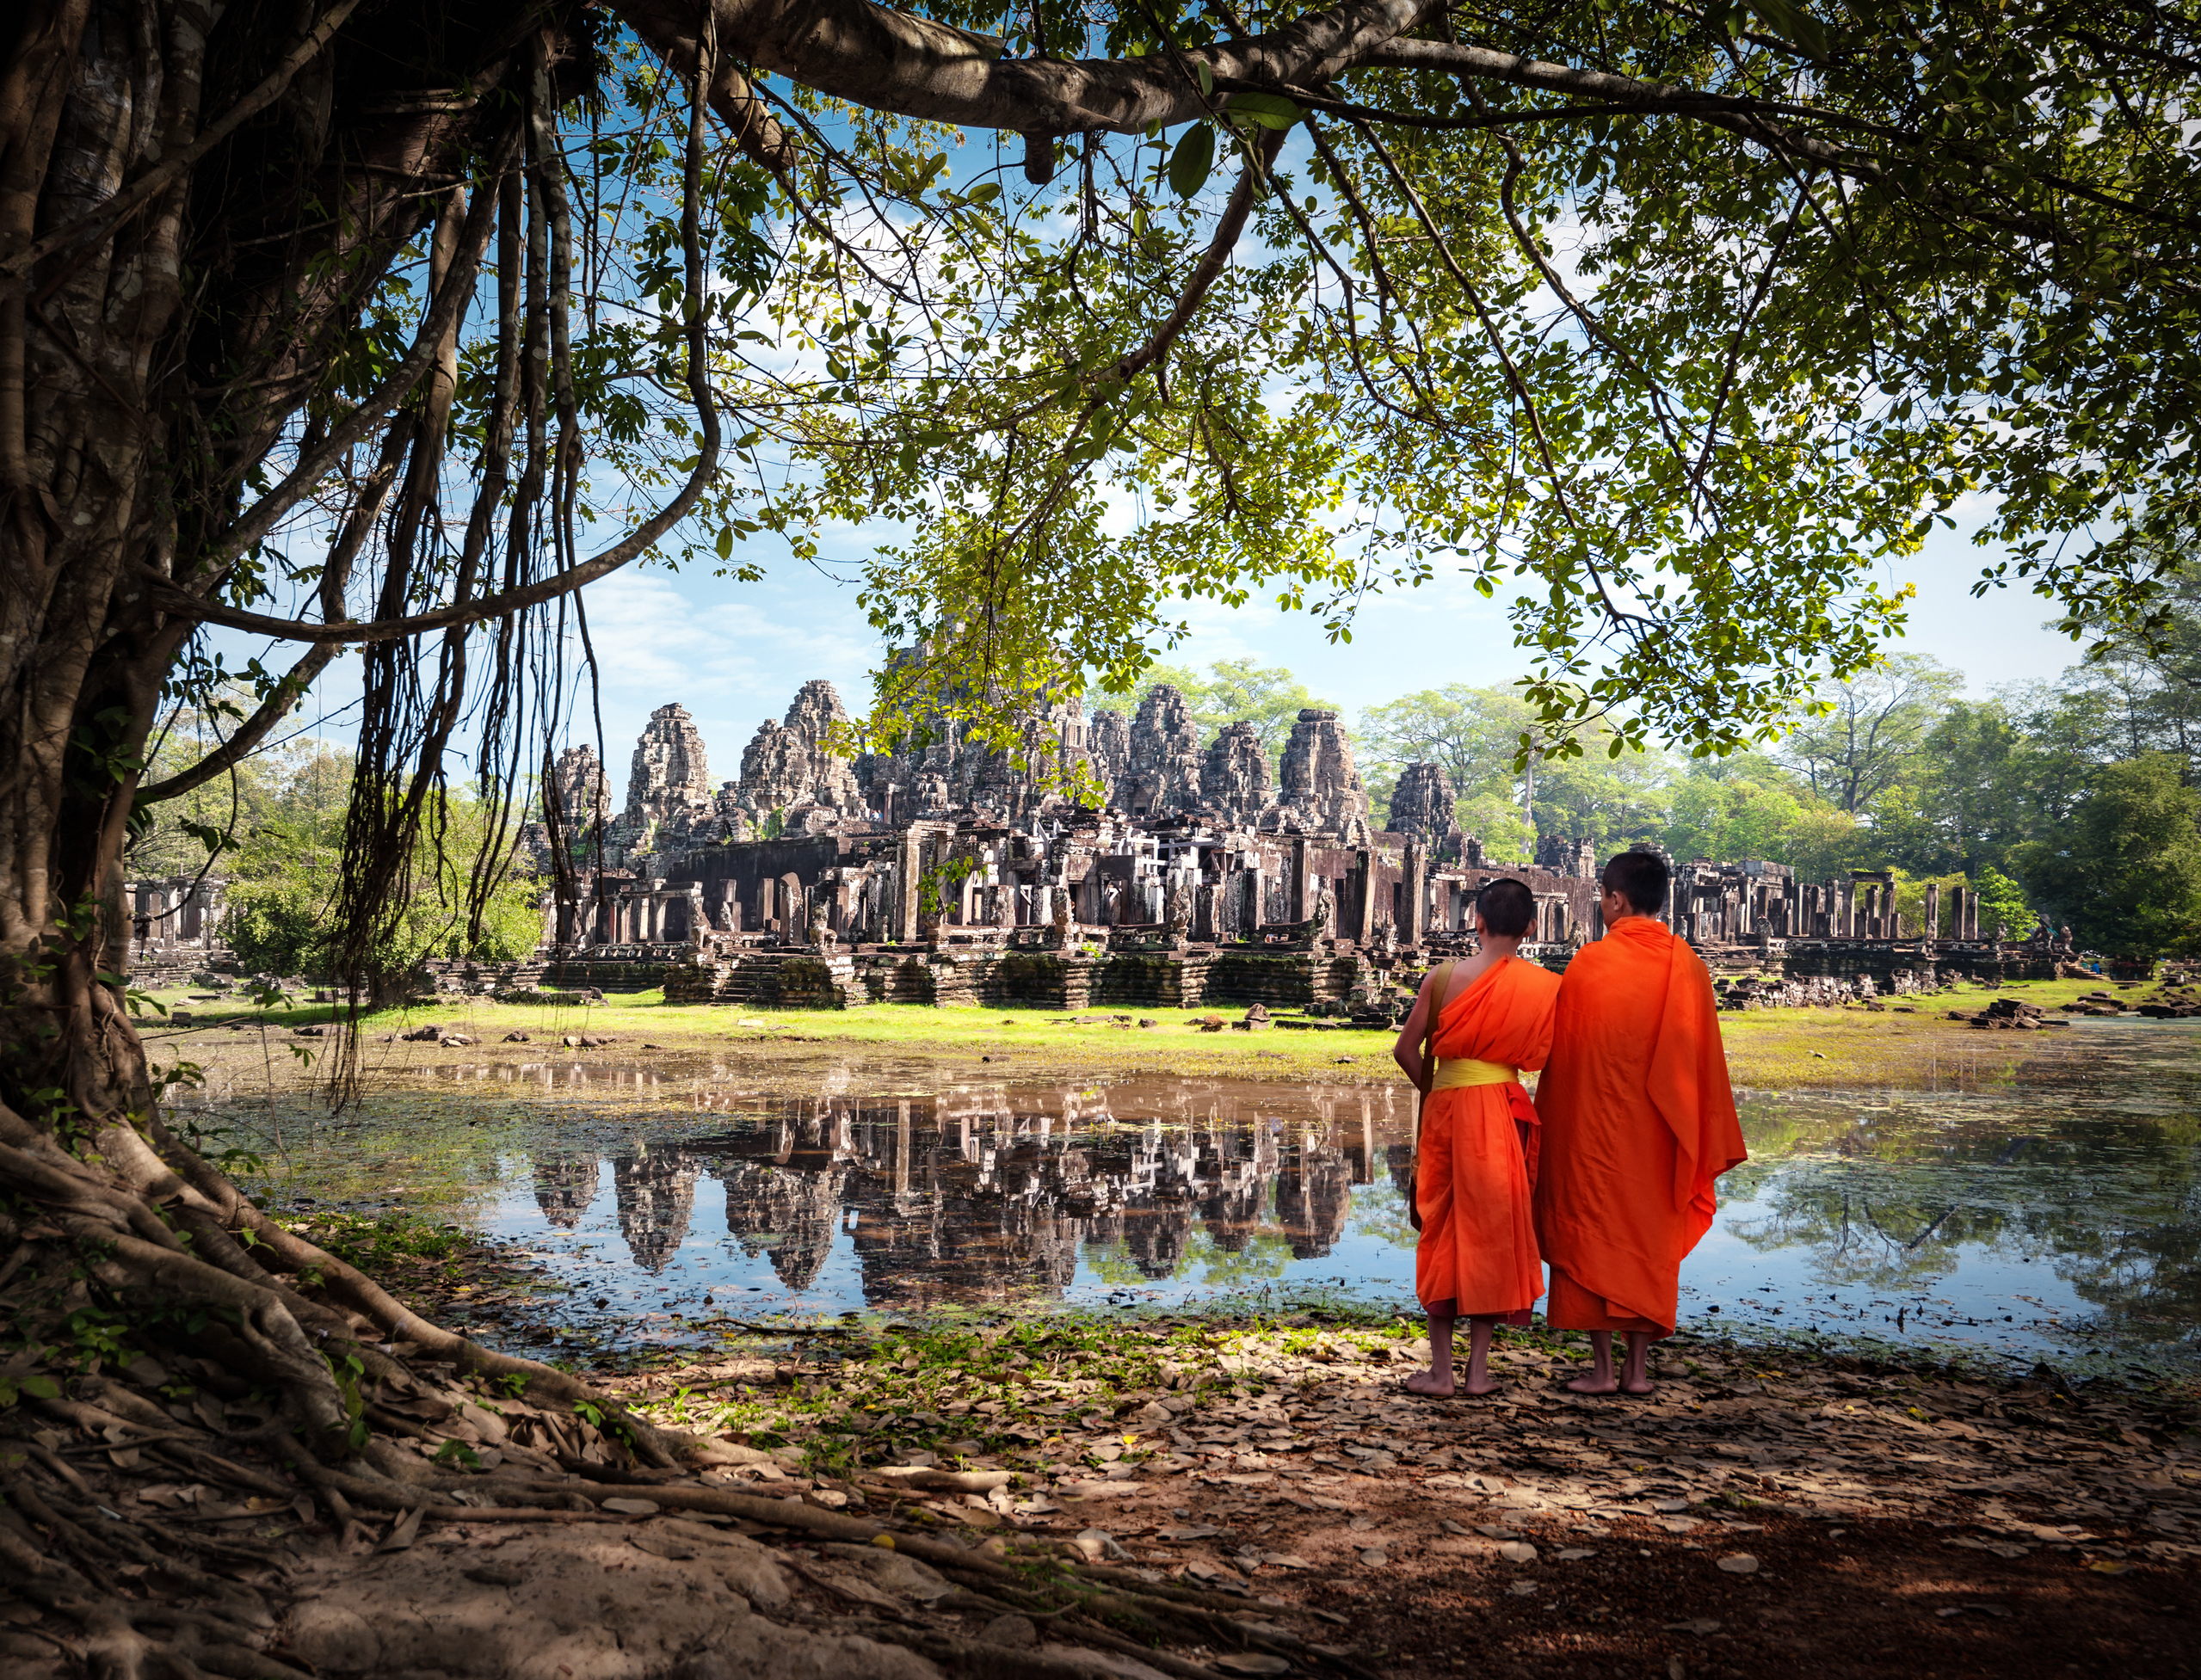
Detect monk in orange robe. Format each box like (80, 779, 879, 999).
(1392, 877, 1560, 1397)
(1534, 850, 1748, 1395)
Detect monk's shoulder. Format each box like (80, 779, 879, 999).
(1557, 938, 1620, 985)
(1670, 937, 1718, 990)
(1512, 957, 1563, 1001)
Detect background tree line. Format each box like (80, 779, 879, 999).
(1133, 591, 2201, 957)
(129, 688, 539, 992)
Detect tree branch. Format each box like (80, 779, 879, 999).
(151, 15, 726, 648)
(687, 0, 1442, 137)
(133, 643, 340, 804)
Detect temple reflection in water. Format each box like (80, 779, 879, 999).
(523, 1076, 1414, 1310)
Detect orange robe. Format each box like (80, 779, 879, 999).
(1532, 916, 1748, 1337)
(1415, 957, 1562, 1320)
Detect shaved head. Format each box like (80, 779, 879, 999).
(1476, 877, 1537, 938)
(1602, 851, 1669, 916)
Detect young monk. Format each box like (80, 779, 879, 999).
(1390, 877, 1561, 1397)
(1533, 851, 1748, 1395)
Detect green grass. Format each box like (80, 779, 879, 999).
(133, 965, 2186, 1100)
(135, 988, 1405, 1084)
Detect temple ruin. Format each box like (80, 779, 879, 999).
(474, 677, 2087, 1014)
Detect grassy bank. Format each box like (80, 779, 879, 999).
(134, 969, 2179, 1097)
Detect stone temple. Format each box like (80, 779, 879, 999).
(474, 674, 2075, 1016)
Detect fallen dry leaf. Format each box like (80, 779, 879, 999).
(1212, 1657, 1292, 1677)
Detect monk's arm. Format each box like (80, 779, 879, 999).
(1391, 971, 1440, 1091)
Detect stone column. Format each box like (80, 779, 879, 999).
(1291, 837, 1310, 923)
(1353, 848, 1378, 945)
(1923, 882, 1939, 942)
(1402, 841, 1427, 948)
(895, 830, 922, 943)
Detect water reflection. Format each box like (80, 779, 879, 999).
(233, 1024, 2201, 1370)
(538, 1088, 1384, 1313)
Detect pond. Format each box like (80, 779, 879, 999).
(194, 1019, 2201, 1375)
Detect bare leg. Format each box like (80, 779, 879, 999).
(1564, 1332, 1618, 1394)
(1460, 1317, 1499, 1395)
(1619, 1331, 1655, 1395)
(1405, 1301, 1456, 1396)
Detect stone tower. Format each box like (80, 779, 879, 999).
(1116, 685, 1205, 814)
(622, 703, 712, 834)
(1276, 709, 1371, 841)
(737, 680, 864, 817)
(1086, 710, 1131, 803)
(546, 743, 608, 833)
(1387, 761, 1461, 845)
(1199, 720, 1273, 826)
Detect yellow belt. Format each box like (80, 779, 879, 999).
(1429, 1056, 1520, 1091)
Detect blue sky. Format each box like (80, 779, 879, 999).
(237, 493, 2080, 795)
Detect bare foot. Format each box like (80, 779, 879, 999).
(1564, 1373, 1618, 1394)
(1403, 1369, 1455, 1397)
(1458, 1375, 1501, 1396)
(1620, 1375, 1656, 1396)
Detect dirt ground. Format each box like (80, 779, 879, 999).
(5, 1316, 2198, 1678)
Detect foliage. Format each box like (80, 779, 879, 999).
(1358, 685, 1538, 823)
(224, 779, 541, 993)
(1970, 865, 2038, 945)
(1779, 655, 1967, 813)
(1663, 757, 1810, 865)
(2013, 755, 2201, 958)
(739, 0, 2201, 778)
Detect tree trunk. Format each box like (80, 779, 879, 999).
(0, 15, 714, 1665)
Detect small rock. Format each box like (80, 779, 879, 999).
(1715, 1553, 1760, 1574)
(503, 1031, 530, 1043)
(982, 1614, 1037, 1648)
(1498, 1541, 1538, 1564)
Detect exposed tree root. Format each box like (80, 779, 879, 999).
(0, 1098, 1381, 1676)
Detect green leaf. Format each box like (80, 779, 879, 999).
(1753, 0, 1830, 58)
(1196, 62, 1213, 100)
(20, 1375, 59, 1400)
(1168, 125, 1216, 200)
(1225, 93, 1303, 131)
